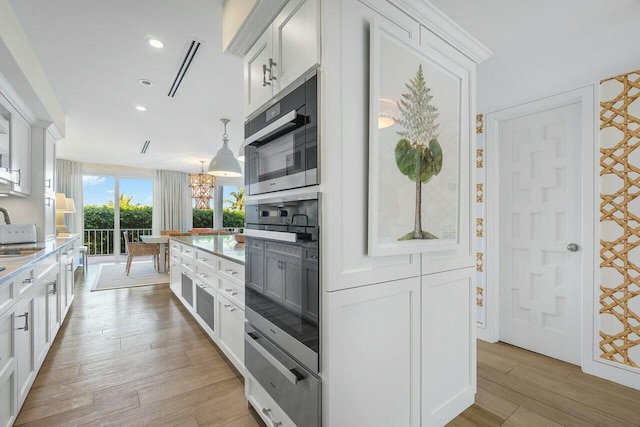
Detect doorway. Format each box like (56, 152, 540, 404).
(484, 87, 596, 366)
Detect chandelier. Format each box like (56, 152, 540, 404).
(190, 161, 215, 209)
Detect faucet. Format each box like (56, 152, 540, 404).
(0, 207, 11, 224)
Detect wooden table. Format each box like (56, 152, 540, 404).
(140, 235, 170, 272)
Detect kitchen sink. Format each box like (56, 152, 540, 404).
(0, 247, 44, 257)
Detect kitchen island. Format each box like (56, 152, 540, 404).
(168, 235, 246, 377)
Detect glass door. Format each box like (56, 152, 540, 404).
(118, 178, 153, 254)
(82, 175, 116, 258)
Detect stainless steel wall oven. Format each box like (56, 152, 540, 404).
(242, 73, 318, 196)
(244, 193, 320, 427)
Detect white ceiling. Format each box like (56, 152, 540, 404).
(9, 0, 244, 174)
(429, 0, 640, 113)
(9, 0, 640, 174)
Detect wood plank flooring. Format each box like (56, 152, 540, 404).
(450, 340, 640, 427)
(15, 266, 261, 427)
(15, 265, 640, 426)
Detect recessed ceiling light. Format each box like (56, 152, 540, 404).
(135, 105, 147, 111)
(146, 37, 164, 49)
(138, 79, 154, 87)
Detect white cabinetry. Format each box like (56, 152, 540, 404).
(325, 277, 421, 426)
(245, 372, 296, 427)
(0, 239, 77, 426)
(243, 0, 320, 115)
(0, 95, 31, 197)
(169, 239, 245, 375)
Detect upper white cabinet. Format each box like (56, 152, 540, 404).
(243, 0, 320, 115)
(0, 99, 31, 196)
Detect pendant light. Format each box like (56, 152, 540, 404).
(208, 118, 242, 177)
(190, 161, 215, 209)
(378, 98, 400, 129)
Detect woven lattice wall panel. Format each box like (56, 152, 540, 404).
(600, 70, 640, 368)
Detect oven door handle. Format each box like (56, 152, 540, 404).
(242, 110, 298, 148)
(244, 229, 299, 242)
(246, 332, 303, 385)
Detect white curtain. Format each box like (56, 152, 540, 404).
(56, 159, 84, 235)
(152, 170, 193, 234)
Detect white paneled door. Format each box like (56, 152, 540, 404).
(498, 102, 582, 365)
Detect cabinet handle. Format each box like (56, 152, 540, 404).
(22, 277, 34, 284)
(45, 197, 54, 206)
(49, 280, 57, 294)
(223, 304, 237, 313)
(45, 178, 52, 189)
(309, 254, 319, 260)
(225, 288, 239, 296)
(198, 272, 208, 278)
(16, 312, 29, 331)
(11, 169, 21, 186)
(266, 58, 277, 81)
(262, 408, 282, 426)
(224, 268, 238, 276)
(262, 64, 271, 87)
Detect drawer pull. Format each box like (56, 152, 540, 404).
(22, 278, 34, 284)
(184, 250, 192, 254)
(48, 280, 57, 295)
(225, 288, 239, 297)
(199, 273, 208, 278)
(223, 304, 237, 312)
(225, 269, 238, 276)
(16, 312, 29, 331)
(308, 254, 319, 260)
(262, 408, 282, 426)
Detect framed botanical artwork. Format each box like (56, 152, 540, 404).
(368, 17, 472, 258)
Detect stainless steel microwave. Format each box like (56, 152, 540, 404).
(242, 74, 318, 196)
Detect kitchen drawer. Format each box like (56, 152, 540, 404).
(0, 281, 13, 314)
(180, 259, 194, 276)
(246, 373, 296, 427)
(195, 249, 217, 268)
(218, 275, 244, 309)
(217, 258, 244, 284)
(194, 264, 216, 288)
(181, 245, 195, 260)
(35, 255, 58, 280)
(169, 240, 182, 253)
(16, 269, 34, 296)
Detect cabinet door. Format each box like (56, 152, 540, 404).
(47, 274, 60, 343)
(246, 244, 264, 294)
(244, 29, 273, 115)
(0, 308, 17, 427)
(264, 253, 284, 301)
(9, 113, 31, 195)
(14, 295, 34, 407)
(216, 293, 244, 373)
(421, 268, 475, 427)
(169, 260, 181, 296)
(325, 276, 421, 427)
(33, 282, 50, 369)
(272, 0, 320, 91)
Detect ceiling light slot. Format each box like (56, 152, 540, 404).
(168, 38, 202, 98)
(141, 140, 151, 154)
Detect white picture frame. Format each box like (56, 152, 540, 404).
(368, 17, 472, 259)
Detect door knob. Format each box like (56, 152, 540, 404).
(567, 243, 580, 252)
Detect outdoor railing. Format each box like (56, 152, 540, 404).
(84, 228, 153, 256)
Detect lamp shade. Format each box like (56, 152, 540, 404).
(64, 198, 76, 214)
(237, 145, 245, 163)
(55, 193, 69, 211)
(208, 118, 242, 177)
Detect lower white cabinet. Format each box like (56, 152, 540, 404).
(169, 240, 245, 377)
(216, 293, 245, 374)
(0, 307, 17, 427)
(0, 239, 77, 427)
(13, 292, 34, 408)
(324, 268, 476, 427)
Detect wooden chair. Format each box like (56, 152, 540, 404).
(122, 231, 160, 276)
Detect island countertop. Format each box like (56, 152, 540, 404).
(0, 235, 80, 283)
(170, 235, 245, 265)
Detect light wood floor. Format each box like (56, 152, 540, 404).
(450, 341, 640, 427)
(15, 266, 640, 426)
(15, 266, 261, 427)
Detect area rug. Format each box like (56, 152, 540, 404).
(92, 261, 169, 291)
